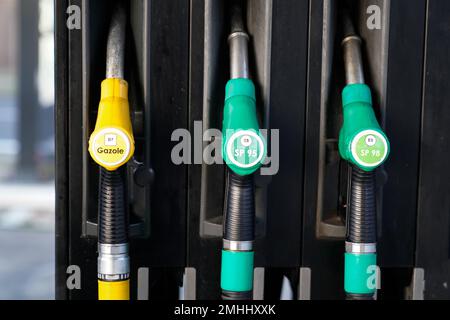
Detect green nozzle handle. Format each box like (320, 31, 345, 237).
(338, 84, 390, 171)
(222, 78, 266, 176)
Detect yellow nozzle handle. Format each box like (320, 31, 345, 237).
(89, 78, 135, 171)
(98, 279, 130, 300)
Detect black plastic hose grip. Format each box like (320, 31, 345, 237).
(347, 166, 377, 244)
(222, 290, 253, 300)
(223, 170, 255, 242)
(346, 293, 374, 300)
(98, 167, 128, 244)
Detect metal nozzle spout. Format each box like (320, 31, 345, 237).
(230, 2, 245, 33)
(228, 2, 249, 79)
(342, 35, 365, 85)
(106, 3, 126, 79)
(228, 32, 250, 79)
(341, 6, 365, 85)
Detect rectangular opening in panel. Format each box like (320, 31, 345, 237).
(199, 0, 273, 239)
(81, 0, 150, 239)
(316, 0, 390, 239)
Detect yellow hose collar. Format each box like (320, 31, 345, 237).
(98, 280, 130, 300)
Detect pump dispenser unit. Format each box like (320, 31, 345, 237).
(220, 1, 267, 300)
(339, 7, 390, 300)
(88, 3, 133, 300)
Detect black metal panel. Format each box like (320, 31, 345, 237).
(55, 0, 189, 299)
(187, 0, 309, 299)
(378, 0, 426, 268)
(302, 0, 345, 300)
(54, 0, 447, 300)
(138, 0, 189, 268)
(261, 0, 308, 268)
(66, 0, 98, 300)
(55, 0, 69, 300)
(416, 0, 450, 300)
(187, 0, 222, 300)
(302, 0, 426, 299)
(131, 0, 190, 299)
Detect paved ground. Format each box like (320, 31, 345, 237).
(0, 183, 54, 230)
(0, 182, 54, 300)
(0, 229, 54, 299)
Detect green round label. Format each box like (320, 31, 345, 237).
(351, 130, 388, 167)
(226, 130, 264, 169)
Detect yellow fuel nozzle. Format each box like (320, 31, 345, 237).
(88, 78, 134, 171)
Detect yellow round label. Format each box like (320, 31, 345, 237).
(90, 128, 131, 169)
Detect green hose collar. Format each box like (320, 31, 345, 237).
(220, 250, 254, 292)
(344, 253, 377, 294)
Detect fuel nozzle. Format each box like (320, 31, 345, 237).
(220, 2, 266, 301)
(338, 9, 389, 172)
(221, 3, 266, 176)
(339, 8, 387, 301)
(88, 2, 132, 300)
(88, 3, 134, 171)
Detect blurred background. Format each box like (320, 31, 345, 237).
(0, 0, 54, 299)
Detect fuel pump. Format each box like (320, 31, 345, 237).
(339, 9, 390, 300)
(220, 2, 266, 300)
(88, 3, 134, 300)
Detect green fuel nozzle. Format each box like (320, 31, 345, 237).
(339, 9, 389, 300)
(339, 8, 389, 300)
(338, 35, 390, 172)
(221, 4, 266, 176)
(222, 79, 266, 176)
(219, 2, 264, 301)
